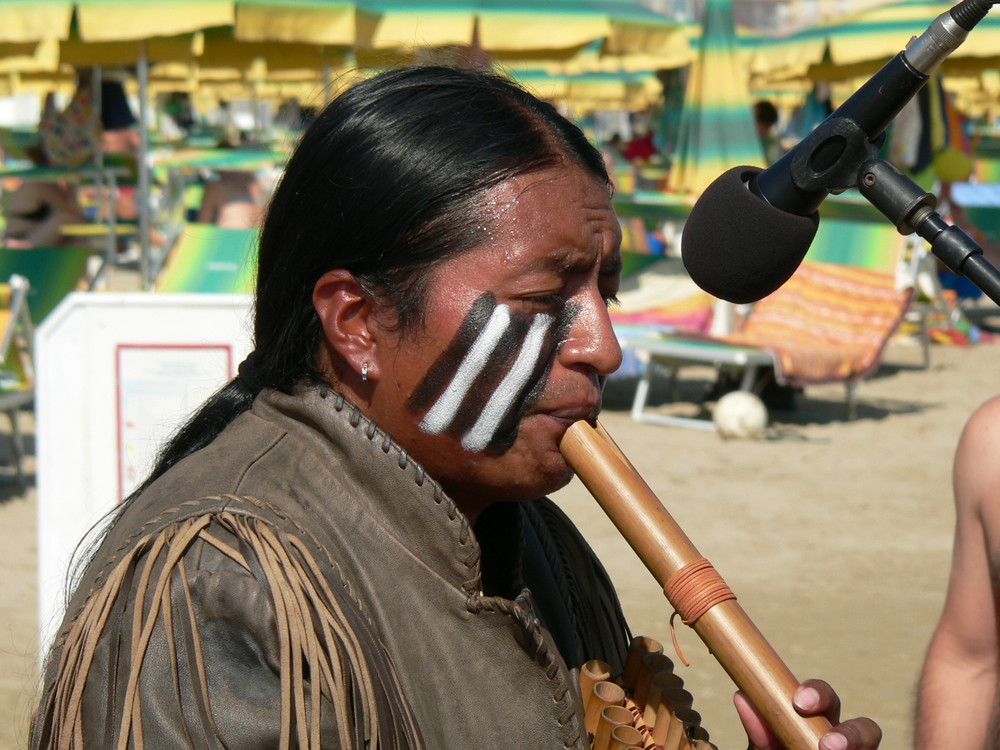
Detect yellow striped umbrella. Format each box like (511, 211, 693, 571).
(0, 0, 376, 289)
(511, 68, 664, 115)
(669, 0, 765, 196)
(752, 0, 1000, 81)
(0, 1, 374, 46)
(359, 0, 689, 58)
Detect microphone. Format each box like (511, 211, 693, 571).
(681, 0, 994, 304)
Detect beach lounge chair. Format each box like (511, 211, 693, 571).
(0, 245, 96, 323)
(0, 274, 35, 484)
(155, 223, 257, 294)
(620, 217, 920, 429)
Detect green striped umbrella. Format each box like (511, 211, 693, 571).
(0, 0, 375, 286)
(669, 0, 764, 195)
(753, 0, 1000, 82)
(358, 0, 688, 57)
(0, 0, 373, 45)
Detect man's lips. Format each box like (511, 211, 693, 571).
(535, 400, 601, 425)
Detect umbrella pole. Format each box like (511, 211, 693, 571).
(92, 66, 113, 290)
(137, 40, 152, 290)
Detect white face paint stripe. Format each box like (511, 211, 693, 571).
(461, 313, 554, 453)
(419, 304, 512, 435)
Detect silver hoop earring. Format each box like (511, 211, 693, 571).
(361, 362, 369, 381)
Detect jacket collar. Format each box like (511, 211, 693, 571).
(255, 385, 495, 596)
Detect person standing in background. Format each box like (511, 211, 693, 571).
(915, 395, 1000, 749)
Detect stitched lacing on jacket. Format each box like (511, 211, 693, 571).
(324, 388, 583, 747)
(469, 594, 583, 748)
(326, 389, 481, 585)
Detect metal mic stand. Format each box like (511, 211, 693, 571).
(856, 158, 1000, 306)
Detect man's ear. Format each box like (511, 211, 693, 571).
(312, 269, 379, 382)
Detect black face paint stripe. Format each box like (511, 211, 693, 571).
(444, 314, 530, 438)
(409, 292, 497, 415)
(482, 302, 580, 455)
(410, 292, 580, 456)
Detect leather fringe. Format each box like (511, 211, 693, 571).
(34, 510, 424, 750)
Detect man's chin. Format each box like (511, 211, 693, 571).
(449, 461, 575, 514)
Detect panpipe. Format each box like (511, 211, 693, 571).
(580, 635, 714, 750)
(560, 420, 831, 750)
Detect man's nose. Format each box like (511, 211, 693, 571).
(558, 294, 622, 375)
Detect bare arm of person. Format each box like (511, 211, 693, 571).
(197, 180, 223, 224)
(40, 181, 83, 215)
(915, 395, 1000, 749)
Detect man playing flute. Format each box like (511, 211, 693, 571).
(30, 66, 881, 750)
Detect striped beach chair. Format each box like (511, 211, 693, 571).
(621, 217, 918, 428)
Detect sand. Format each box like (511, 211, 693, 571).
(1, 324, 998, 750)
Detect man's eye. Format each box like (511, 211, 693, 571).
(524, 294, 564, 310)
(603, 292, 621, 308)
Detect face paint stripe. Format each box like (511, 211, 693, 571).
(461, 313, 554, 453)
(481, 301, 580, 455)
(486, 326, 560, 454)
(444, 315, 528, 438)
(409, 293, 498, 413)
(419, 304, 512, 435)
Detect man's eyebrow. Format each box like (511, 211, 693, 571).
(527, 247, 622, 276)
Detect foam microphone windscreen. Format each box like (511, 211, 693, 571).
(681, 166, 820, 304)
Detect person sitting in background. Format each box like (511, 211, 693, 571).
(197, 169, 265, 229)
(624, 128, 658, 164)
(196, 133, 267, 229)
(98, 77, 141, 223)
(1, 145, 87, 247)
(753, 100, 782, 165)
(160, 91, 197, 140)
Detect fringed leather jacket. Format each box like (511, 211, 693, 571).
(32, 385, 630, 749)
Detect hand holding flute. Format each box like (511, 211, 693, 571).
(736, 679, 881, 750)
(560, 420, 882, 750)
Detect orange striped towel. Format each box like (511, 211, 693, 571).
(725, 260, 912, 385)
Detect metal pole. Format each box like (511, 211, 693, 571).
(137, 41, 152, 289)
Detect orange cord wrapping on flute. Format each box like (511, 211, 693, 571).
(664, 557, 736, 666)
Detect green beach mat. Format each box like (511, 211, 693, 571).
(0, 245, 94, 323)
(157, 224, 258, 294)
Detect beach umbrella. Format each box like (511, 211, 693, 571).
(511, 68, 664, 115)
(669, 0, 764, 195)
(751, 0, 1000, 82)
(0, 1, 232, 43)
(358, 0, 689, 58)
(0, 1, 379, 287)
(0, 0, 371, 45)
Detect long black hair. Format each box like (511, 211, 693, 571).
(136, 65, 609, 495)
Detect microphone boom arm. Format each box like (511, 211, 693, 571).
(856, 158, 1000, 307)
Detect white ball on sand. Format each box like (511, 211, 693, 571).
(713, 391, 768, 439)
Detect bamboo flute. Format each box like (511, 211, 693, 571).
(580, 660, 612, 713)
(593, 705, 634, 750)
(560, 420, 831, 750)
(585, 681, 625, 736)
(607, 724, 644, 750)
